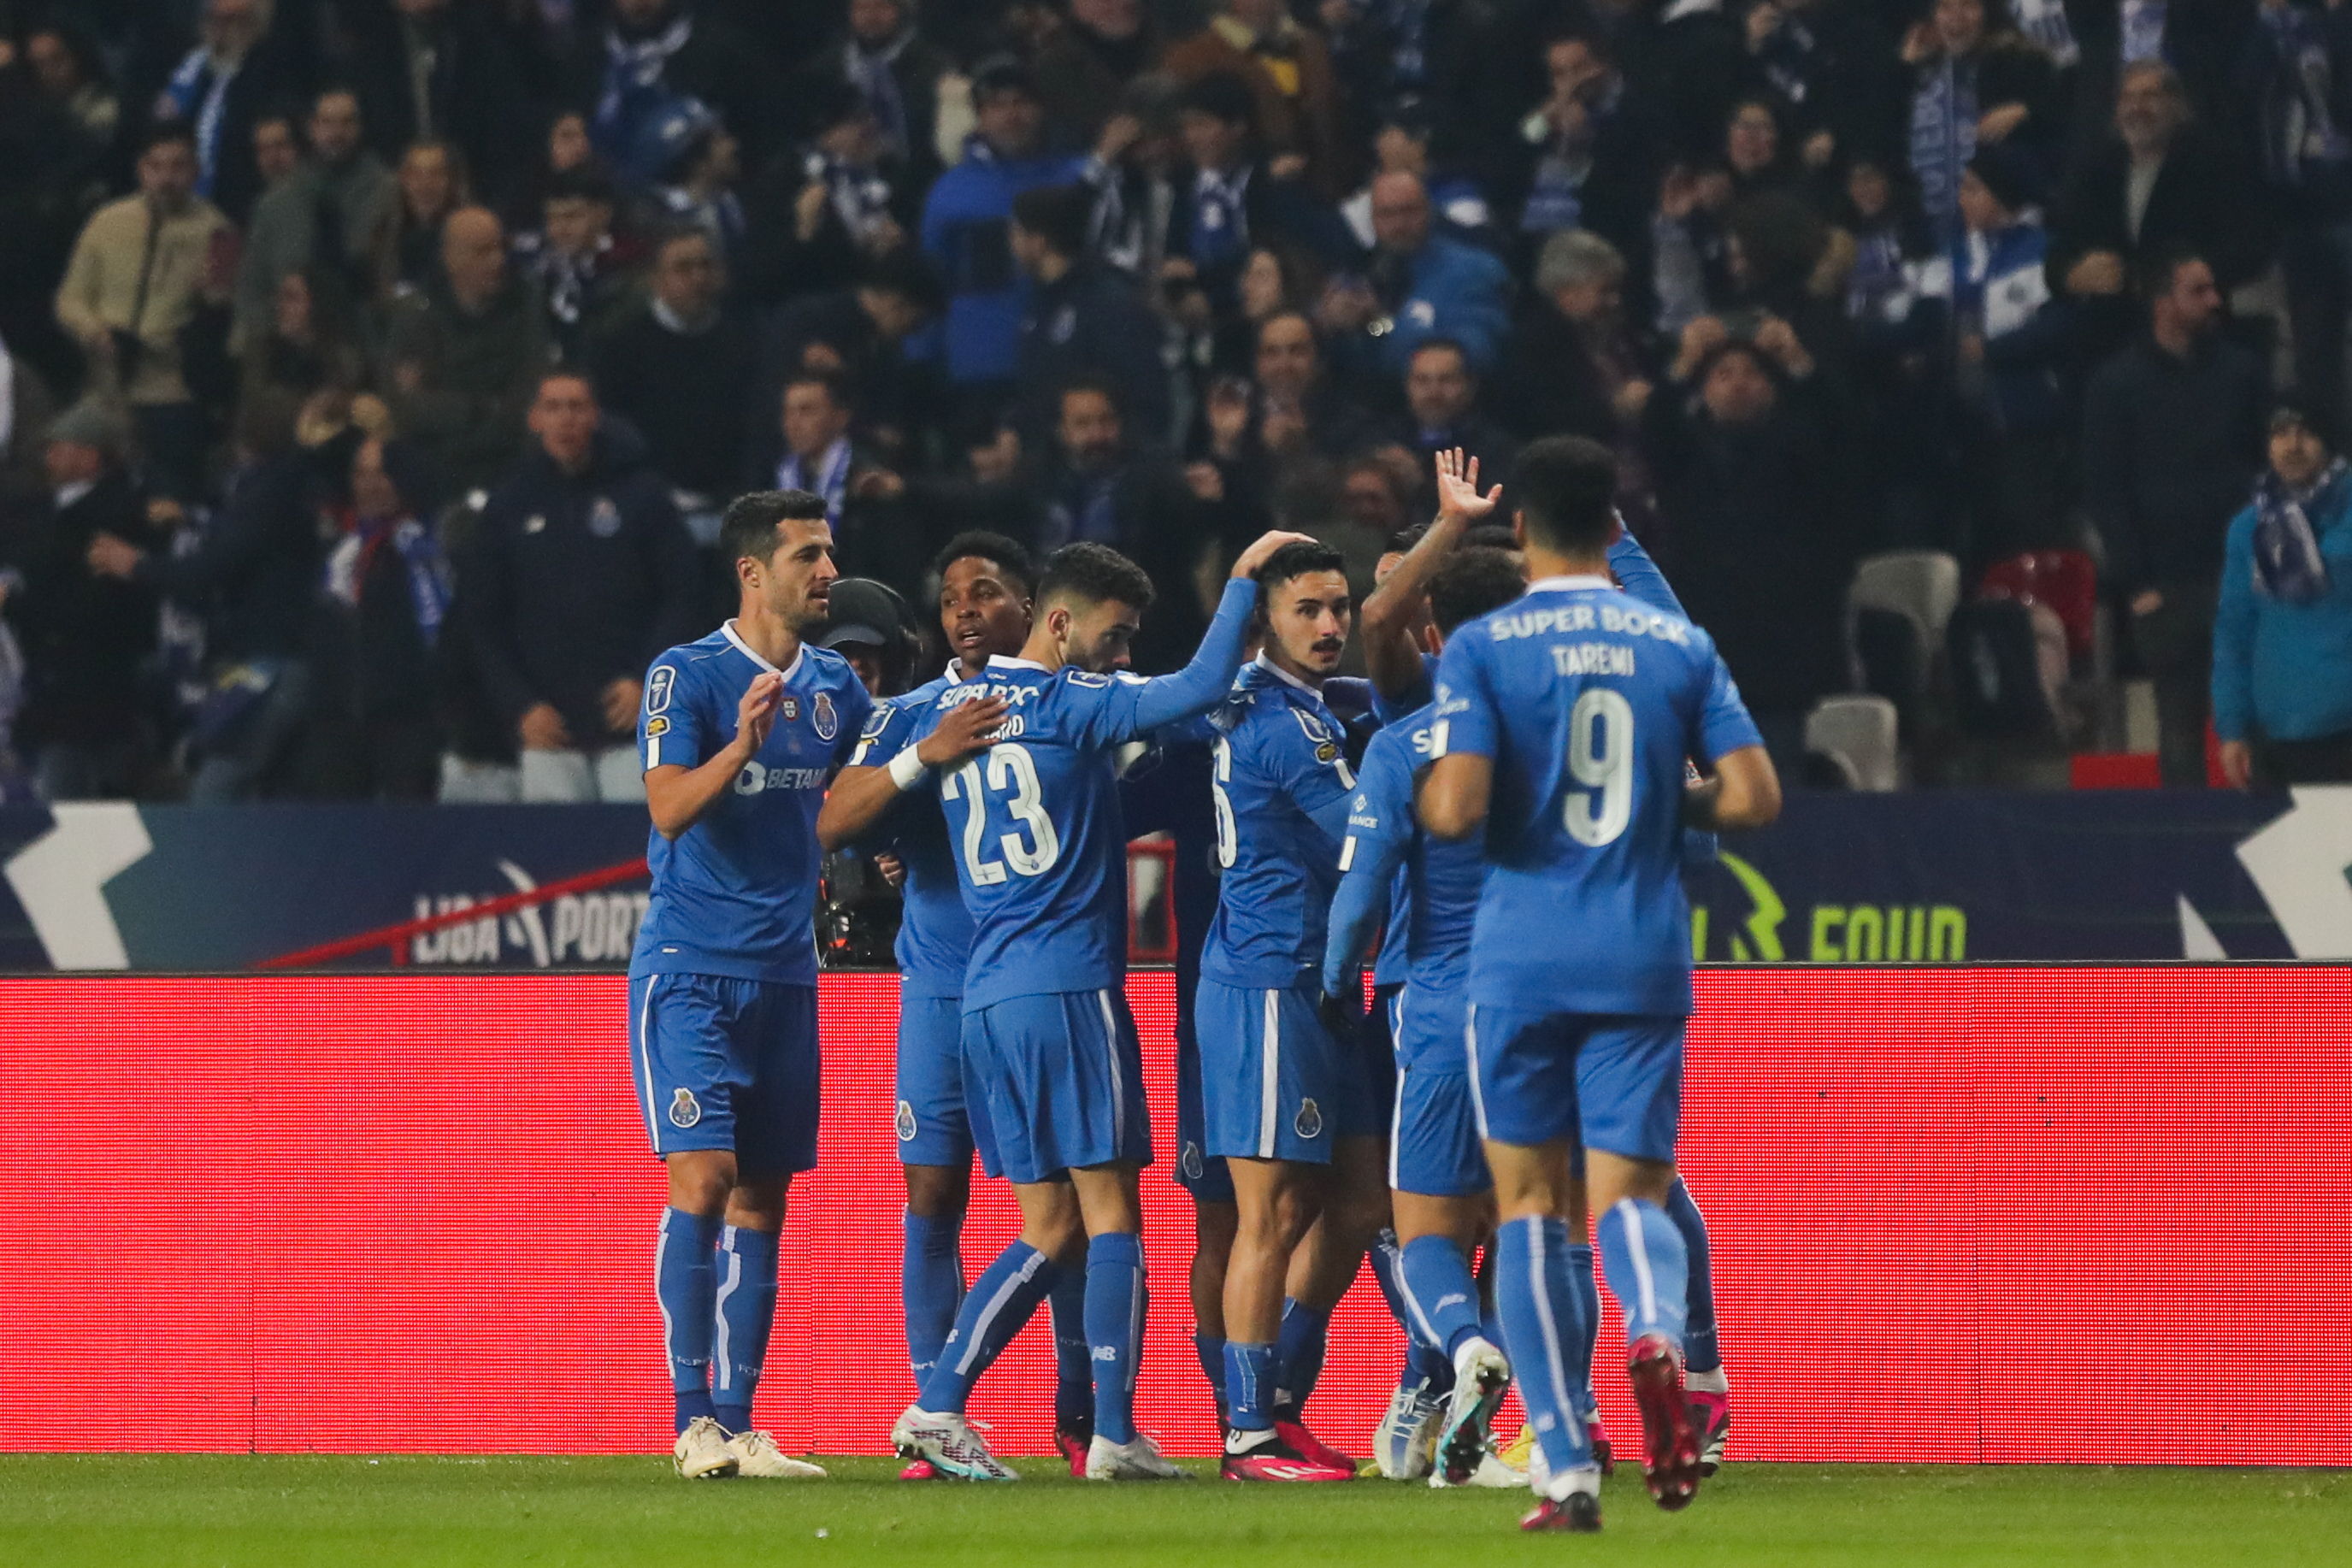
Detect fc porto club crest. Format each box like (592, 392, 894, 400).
(1294, 1097, 1323, 1140)
(895, 1099, 917, 1141)
(669, 1088, 702, 1129)
(814, 691, 840, 740)
(1181, 1141, 1205, 1182)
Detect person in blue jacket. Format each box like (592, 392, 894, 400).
(2213, 406, 2352, 787)
(1319, 171, 1514, 383)
(919, 56, 1120, 412)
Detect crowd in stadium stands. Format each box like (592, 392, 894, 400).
(1, 0, 2349, 802)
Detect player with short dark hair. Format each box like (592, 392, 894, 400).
(885, 529, 1313, 1481)
(1188, 539, 1378, 1483)
(1417, 437, 1781, 1532)
(629, 490, 887, 1482)
(816, 530, 1105, 1477)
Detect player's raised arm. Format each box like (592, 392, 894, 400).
(1115, 529, 1317, 736)
(645, 670, 781, 840)
(1361, 449, 1496, 705)
(813, 690, 1006, 852)
(1416, 625, 1501, 841)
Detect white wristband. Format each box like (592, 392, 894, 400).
(887, 746, 928, 792)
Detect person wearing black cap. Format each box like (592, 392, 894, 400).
(1955, 143, 2071, 558)
(817, 575, 919, 698)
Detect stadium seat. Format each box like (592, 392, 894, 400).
(1846, 551, 1960, 730)
(1978, 550, 2096, 660)
(1803, 694, 1901, 791)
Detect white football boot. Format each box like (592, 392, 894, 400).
(893, 1404, 1019, 1481)
(725, 1429, 826, 1478)
(673, 1415, 740, 1480)
(1432, 1337, 1512, 1488)
(1084, 1432, 1185, 1480)
(1371, 1380, 1445, 1480)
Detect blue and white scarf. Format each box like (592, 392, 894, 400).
(779, 437, 852, 526)
(2255, 5, 2350, 190)
(597, 15, 693, 132)
(1187, 166, 1251, 275)
(807, 150, 896, 248)
(157, 46, 239, 197)
(327, 514, 456, 647)
(2252, 457, 2343, 604)
(1910, 56, 1978, 246)
(845, 32, 912, 158)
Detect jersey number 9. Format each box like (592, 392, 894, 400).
(942, 742, 1063, 883)
(1565, 688, 1634, 847)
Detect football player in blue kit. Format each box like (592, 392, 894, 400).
(629, 490, 878, 1482)
(1190, 540, 1384, 1483)
(1325, 546, 1535, 1492)
(816, 533, 1102, 1477)
(1417, 438, 1781, 1533)
(880, 530, 1310, 1482)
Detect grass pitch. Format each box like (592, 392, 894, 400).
(2, 1456, 2344, 1567)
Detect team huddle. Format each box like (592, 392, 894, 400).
(623, 436, 1781, 1534)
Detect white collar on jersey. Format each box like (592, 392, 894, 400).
(1252, 650, 1326, 697)
(1527, 575, 1613, 593)
(721, 619, 805, 680)
(986, 654, 1047, 673)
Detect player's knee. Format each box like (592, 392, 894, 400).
(903, 1162, 970, 1220)
(665, 1151, 736, 1217)
(725, 1176, 788, 1231)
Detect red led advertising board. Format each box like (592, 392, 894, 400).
(1, 969, 2343, 1461)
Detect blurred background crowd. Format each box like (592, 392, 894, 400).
(0, 0, 2348, 803)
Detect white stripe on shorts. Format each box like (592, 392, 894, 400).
(1097, 988, 1125, 1153)
(1464, 1003, 1489, 1140)
(1259, 988, 1282, 1158)
(637, 976, 663, 1155)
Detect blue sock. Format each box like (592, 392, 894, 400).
(1194, 1331, 1227, 1404)
(1272, 1299, 1329, 1410)
(1049, 1259, 1093, 1430)
(1494, 1215, 1593, 1478)
(1084, 1232, 1145, 1445)
(1399, 1235, 1485, 1360)
(1371, 1229, 1453, 1390)
(917, 1241, 1058, 1416)
(657, 1207, 719, 1434)
(1567, 1241, 1600, 1415)
(901, 1210, 965, 1390)
(1667, 1177, 1722, 1375)
(1224, 1340, 1277, 1431)
(712, 1223, 779, 1435)
(1596, 1198, 1690, 1349)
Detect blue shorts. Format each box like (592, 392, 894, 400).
(628, 973, 819, 1174)
(1198, 979, 1353, 1164)
(1466, 1005, 1684, 1163)
(1173, 1005, 1236, 1204)
(1337, 987, 1395, 1138)
(1387, 981, 1488, 1196)
(962, 987, 1151, 1185)
(896, 992, 999, 1176)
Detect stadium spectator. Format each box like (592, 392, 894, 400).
(1246, 309, 1376, 458)
(757, 251, 941, 452)
(466, 369, 701, 804)
(1011, 180, 1170, 451)
(1644, 324, 1854, 769)
(339, 0, 542, 199)
(591, 229, 755, 512)
(513, 169, 638, 366)
(1164, 69, 1319, 318)
(3, 400, 158, 799)
(379, 206, 550, 495)
(819, 0, 952, 186)
(2047, 62, 2265, 368)
(309, 435, 452, 801)
(2213, 406, 2352, 787)
(1503, 31, 1662, 275)
(1316, 171, 1513, 382)
(1034, 0, 1163, 150)
(1389, 336, 1515, 485)
(386, 141, 469, 292)
(234, 269, 367, 460)
(919, 56, 1102, 412)
(740, 79, 916, 307)
(1036, 377, 1217, 669)
(2083, 247, 2268, 786)
(1954, 145, 2071, 560)
(149, 0, 297, 223)
(21, 21, 120, 150)
(1337, 112, 1494, 256)
(248, 111, 303, 203)
(234, 87, 399, 354)
(581, 0, 778, 180)
(86, 407, 325, 801)
(1902, 0, 2059, 250)
(766, 370, 911, 589)
(1164, 0, 1349, 199)
(1490, 230, 1657, 466)
(52, 123, 232, 501)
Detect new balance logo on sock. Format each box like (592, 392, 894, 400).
(1092, 1346, 1119, 1361)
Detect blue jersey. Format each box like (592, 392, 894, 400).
(913, 579, 1259, 1011)
(847, 669, 974, 999)
(630, 625, 874, 983)
(1323, 702, 1481, 997)
(1433, 575, 1760, 1016)
(1199, 657, 1360, 991)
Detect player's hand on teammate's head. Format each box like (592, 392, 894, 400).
(1434, 446, 1500, 527)
(1230, 529, 1321, 580)
(916, 692, 1010, 769)
(736, 670, 785, 752)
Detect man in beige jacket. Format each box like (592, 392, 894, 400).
(54, 121, 233, 497)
